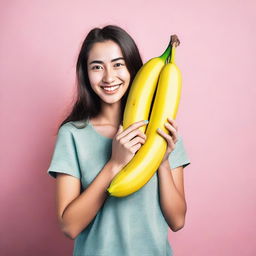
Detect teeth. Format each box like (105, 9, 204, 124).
(102, 84, 121, 91)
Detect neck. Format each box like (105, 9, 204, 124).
(97, 100, 122, 127)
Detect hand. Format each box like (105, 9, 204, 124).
(157, 117, 179, 165)
(110, 120, 147, 175)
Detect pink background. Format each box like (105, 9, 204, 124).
(1, 0, 255, 255)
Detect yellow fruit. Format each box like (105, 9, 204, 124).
(123, 43, 171, 133)
(107, 44, 182, 197)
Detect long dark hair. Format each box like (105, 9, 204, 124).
(56, 25, 143, 134)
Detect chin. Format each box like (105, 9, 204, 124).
(102, 96, 122, 104)
(97, 87, 127, 103)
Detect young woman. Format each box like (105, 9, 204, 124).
(47, 25, 191, 256)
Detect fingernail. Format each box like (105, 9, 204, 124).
(144, 120, 149, 124)
(157, 128, 161, 132)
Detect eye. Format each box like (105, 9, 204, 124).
(114, 63, 125, 67)
(92, 65, 103, 70)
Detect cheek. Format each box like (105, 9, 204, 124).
(117, 69, 130, 82)
(88, 71, 102, 85)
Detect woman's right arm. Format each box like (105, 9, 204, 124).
(57, 120, 147, 240)
(56, 160, 121, 240)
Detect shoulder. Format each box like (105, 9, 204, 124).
(69, 120, 89, 129)
(58, 120, 89, 134)
(56, 120, 96, 144)
(170, 134, 186, 155)
(176, 135, 184, 145)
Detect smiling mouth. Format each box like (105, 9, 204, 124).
(100, 83, 122, 92)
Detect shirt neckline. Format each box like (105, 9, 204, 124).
(87, 120, 113, 140)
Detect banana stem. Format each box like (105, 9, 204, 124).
(170, 45, 176, 64)
(159, 38, 178, 64)
(159, 43, 171, 62)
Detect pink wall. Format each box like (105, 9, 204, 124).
(1, 0, 255, 255)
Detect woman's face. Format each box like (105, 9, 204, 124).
(87, 40, 131, 105)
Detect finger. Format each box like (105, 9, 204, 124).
(164, 122, 176, 134)
(164, 122, 178, 143)
(116, 124, 123, 135)
(119, 128, 146, 144)
(116, 120, 148, 140)
(157, 128, 176, 148)
(167, 117, 178, 131)
(125, 136, 146, 148)
(130, 143, 142, 154)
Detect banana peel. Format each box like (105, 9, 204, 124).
(107, 40, 182, 197)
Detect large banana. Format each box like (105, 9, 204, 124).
(123, 43, 171, 133)
(107, 44, 182, 197)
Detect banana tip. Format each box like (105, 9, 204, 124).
(106, 188, 112, 196)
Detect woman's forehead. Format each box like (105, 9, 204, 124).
(88, 40, 123, 62)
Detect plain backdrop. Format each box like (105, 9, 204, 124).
(1, 0, 255, 255)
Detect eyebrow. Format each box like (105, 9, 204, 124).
(89, 57, 125, 65)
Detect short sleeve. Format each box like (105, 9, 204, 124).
(47, 125, 81, 179)
(168, 135, 191, 170)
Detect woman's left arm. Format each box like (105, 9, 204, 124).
(158, 161, 187, 232)
(157, 118, 187, 232)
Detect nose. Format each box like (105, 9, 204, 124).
(102, 66, 116, 84)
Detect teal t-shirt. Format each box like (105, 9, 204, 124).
(47, 120, 191, 256)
